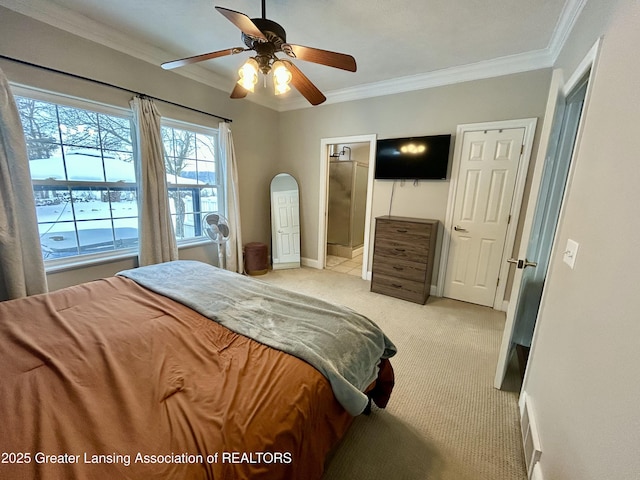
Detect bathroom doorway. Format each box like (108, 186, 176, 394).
(318, 134, 377, 279)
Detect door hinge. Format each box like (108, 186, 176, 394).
(520, 144, 525, 155)
(507, 214, 511, 225)
(497, 277, 500, 287)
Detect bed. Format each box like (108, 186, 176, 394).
(0, 260, 395, 480)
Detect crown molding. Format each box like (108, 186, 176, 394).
(1, 0, 586, 112)
(547, 0, 589, 62)
(277, 49, 554, 112)
(278, 0, 589, 112)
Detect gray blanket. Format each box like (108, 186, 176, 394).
(118, 261, 396, 415)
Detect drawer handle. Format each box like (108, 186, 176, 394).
(391, 283, 402, 288)
(394, 248, 406, 252)
(396, 229, 408, 233)
(393, 266, 404, 270)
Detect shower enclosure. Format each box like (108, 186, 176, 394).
(327, 159, 368, 258)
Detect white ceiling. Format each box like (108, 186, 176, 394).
(1, 0, 586, 111)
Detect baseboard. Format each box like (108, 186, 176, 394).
(519, 392, 542, 479)
(273, 262, 301, 270)
(301, 257, 321, 269)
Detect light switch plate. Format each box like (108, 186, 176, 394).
(563, 239, 579, 269)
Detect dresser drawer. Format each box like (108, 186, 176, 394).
(373, 241, 429, 264)
(370, 273, 427, 304)
(372, 257, 427, 282)
(375, 219, 433, 243)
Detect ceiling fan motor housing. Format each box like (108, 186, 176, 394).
(243, 18, 287, 74)
(243, 18, 286, 48)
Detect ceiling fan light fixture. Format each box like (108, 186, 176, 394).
(162, 3, 355, 106)
(237, 57, 259, 92)
(272, 60, 292, 95)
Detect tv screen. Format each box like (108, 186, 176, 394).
(374, 134, 451, 180)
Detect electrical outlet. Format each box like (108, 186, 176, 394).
(563, 239, 579, 269)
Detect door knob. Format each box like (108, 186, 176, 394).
(507, 258, 537, 269)
(454, 225, 468, 232)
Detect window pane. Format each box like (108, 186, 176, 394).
(16, 92, 137, 263)
(34, 187, 74, 222)
(102, 150, 136, 182)
(171, 128, 194, 159)
(77, 219, 115, 255)
(164, 160, 178, 185)
(198, 160, 216, 185)
(169, 188, 195, 239)
(201, 187, 219, 213)
(63, 147, 106, 182)
(71, 188, 108, 221)
(108, 188, 138, 219)
(58, 105, 100, 148)
(17, 97, 60, 151)
(196, 133, 216, 161)
(29, 148, 65, 180)
(98, 113, 132, 152)
(177, 159, 197, 183)
(161, 126, 175, 156)
(27, 141, 61, 164)
(39, 221, 79, 259)
(113, 219, 139, 249)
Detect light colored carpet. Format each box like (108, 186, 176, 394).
(259, 267, 527, 480)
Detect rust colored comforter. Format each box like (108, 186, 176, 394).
(0, 275, 388, 480)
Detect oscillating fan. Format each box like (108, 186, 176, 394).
(203, 212, 231, 269)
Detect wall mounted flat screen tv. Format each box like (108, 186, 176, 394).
(374, 134, 452, 180)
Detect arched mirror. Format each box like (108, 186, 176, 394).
(270, 173, 301, 269)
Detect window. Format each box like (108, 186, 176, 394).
(161, 120, 221, 241)
(14, 87, 222, 265)
(15, 90, 137, 262)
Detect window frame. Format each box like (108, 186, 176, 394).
(161, 117, 223, 246)
(11, 84, 223, 272)
(12, 84, 139, 272)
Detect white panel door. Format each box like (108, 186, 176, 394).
(444, 128, 525, 306)
(272, 189, 300, 265)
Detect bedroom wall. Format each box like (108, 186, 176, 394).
(0, 6, 280, 290)
(521, 0, 640, 478)
(276, 70, 551, 291)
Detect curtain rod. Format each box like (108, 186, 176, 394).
(0, 54, 232, 123)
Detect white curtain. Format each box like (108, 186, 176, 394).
(130, 96, 178, 266)
(219, 122, 243, 273)
(0, 67, 47, 301)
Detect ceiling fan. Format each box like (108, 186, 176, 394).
(161, 0, 357, 106)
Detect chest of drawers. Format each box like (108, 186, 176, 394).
(370, 216, 438, 304)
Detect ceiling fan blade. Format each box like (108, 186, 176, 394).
(215, 6, 268, 41)
(230, 83, 249, 99)
(286, 44, 357, 72)
(161, 48, 244, 70)
(283, 61, 327, 106)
